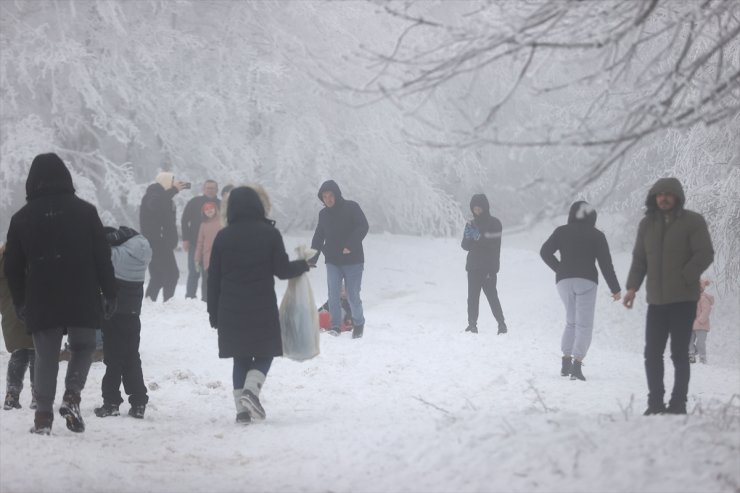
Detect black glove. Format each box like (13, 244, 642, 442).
(105, 226, 139, 246)
(103, 297, 117, 320)
(14, 305, 26, 323)
(209, 313, 217, 329)
(307, 253, 319, 268)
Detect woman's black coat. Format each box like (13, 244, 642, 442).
(207, 187, 309, 358)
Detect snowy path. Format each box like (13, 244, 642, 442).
(1, 233, 738, 493)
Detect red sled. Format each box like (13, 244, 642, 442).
(318, 310, 353, 332)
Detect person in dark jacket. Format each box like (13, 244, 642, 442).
(623, 177, 713, 415)
(540, 201, 621, 381)
(461, 194, 507, 335)
(181, 180, 219, 299)
(1, 244, 36, 411)
(207, 186, 309, 424)
(4, 153, 117, 435)
(139, 172, 187, 302)
(310, 180, 369, 339)
(94, 226, 152, 420)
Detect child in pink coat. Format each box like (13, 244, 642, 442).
(194, 202, 222, 302)
(690, 278, 714, 364)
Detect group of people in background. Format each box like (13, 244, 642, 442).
(1, 152, 715, 434)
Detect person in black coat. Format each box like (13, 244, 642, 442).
(310, 180, 369, 339)
(4, 153, 117, 434)
(540, 201, 621, 381)
(207, 186, 309, 424)
(181, 179, 219, 299)
(139, 172, 187, 302)
(461, 194, 507, 334)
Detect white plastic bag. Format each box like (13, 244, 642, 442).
(279, 246, 320, 361)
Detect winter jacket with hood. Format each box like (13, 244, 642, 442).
(461, 194, 503, 273)
(540, 201, 621, 293)
(139, 179, 179, 251)
(195, 209, 222, 271)
(311, 180, 369, 266)
(105, 226, 152, 316)
(207, 186, 309, 358)
(4, 153, 117, 333)
(626, 177, 714, 305)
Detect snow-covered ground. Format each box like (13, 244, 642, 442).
(1, 231, 739, 493)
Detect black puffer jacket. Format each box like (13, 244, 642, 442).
(4, 153, 117, 332)
(207, 187, 309, 358)
(310, 180, 369, 265)
(139, 183, 179, 251)
(461, 194, 503, 273)
(540, 201, 621, 293)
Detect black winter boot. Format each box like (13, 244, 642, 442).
(352, 324, 364, 339)
(94, 403, 120, 417)
(465, 323, 478, 334)
(569, 360, 586, 381)
(665, 400, 687, 415)
(497, 323, 507, 335)
(643, 402, 667, 415)
(59, 389, 85, 432)
(560, 356, 572, 377)
(129, 405, 146, 419)
(4, 392, 21, 410)
(30, 411, 53, 435)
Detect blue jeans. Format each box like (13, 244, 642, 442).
(326, 263, 365, 329)
(232, 356, 272, 389)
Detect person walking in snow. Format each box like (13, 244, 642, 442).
(461, 193, 507, 335)
(139, 171, 187, 302)
(194, 201, 222, 302)
(540, 201, 621, 381)
(623, 177, 714, 416)
(94, 226, 152, 420)
(689, 278, 714, 364)
(1, 243, 36, 411)
(181, 180, 219, 299)
(4, 153, 118, 435)
(309, 180, 369, 339)
(207, 186, 310, 424)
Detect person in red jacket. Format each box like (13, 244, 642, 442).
(194, 201, 222, 302)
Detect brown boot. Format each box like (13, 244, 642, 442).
(30, 411, 54, 435)
(59, 389, 85, 432)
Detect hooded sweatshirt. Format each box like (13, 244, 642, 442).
(540, 201, 620, 293)
(626, 177, 714, 305)
(4, 153, 117, 332)
(310, 180, 369, 265)
(461, 194, 503, 273)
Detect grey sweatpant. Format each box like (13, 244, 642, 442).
(556, 278, 598, 361)
(32, 327, 96, 413)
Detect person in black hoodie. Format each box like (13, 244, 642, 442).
(207, 186, 309, 424)
(310, 180, 369, 339)
(540, 201, 621, 381)
(4, 153, 117, 435)
(139, 172, 187, 302)
(462, 194, 507, 335)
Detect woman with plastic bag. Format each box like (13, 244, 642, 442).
(207, 186, 310, 424)
(280, 245, 321, 361)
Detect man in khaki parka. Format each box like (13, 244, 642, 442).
(623, 177, 714, 416)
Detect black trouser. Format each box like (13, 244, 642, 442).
(467, 270, 505, 325)
(6, 348, 35, 395)
(185, 245, 200, 299)
(101, 314, 148, 406)
(146, 247, 179, 302)
(644, 302, 696, 407)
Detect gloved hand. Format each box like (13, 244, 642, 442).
(464, 222, 481, 241)
(105, 226, 138, 246)
(209, 313, 217, 329)
(103, 297, 117, 320)
(14, 305, 26, 323)
(307, 253, 320, 268)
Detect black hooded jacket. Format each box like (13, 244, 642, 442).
(4, 153, 117, 332)
(310, 180, 369, 265)
(139, 182, 179, 251)
(207, 186, 309, 358)
(461, 194, 503, 273)
(540, 201, 621, 293)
